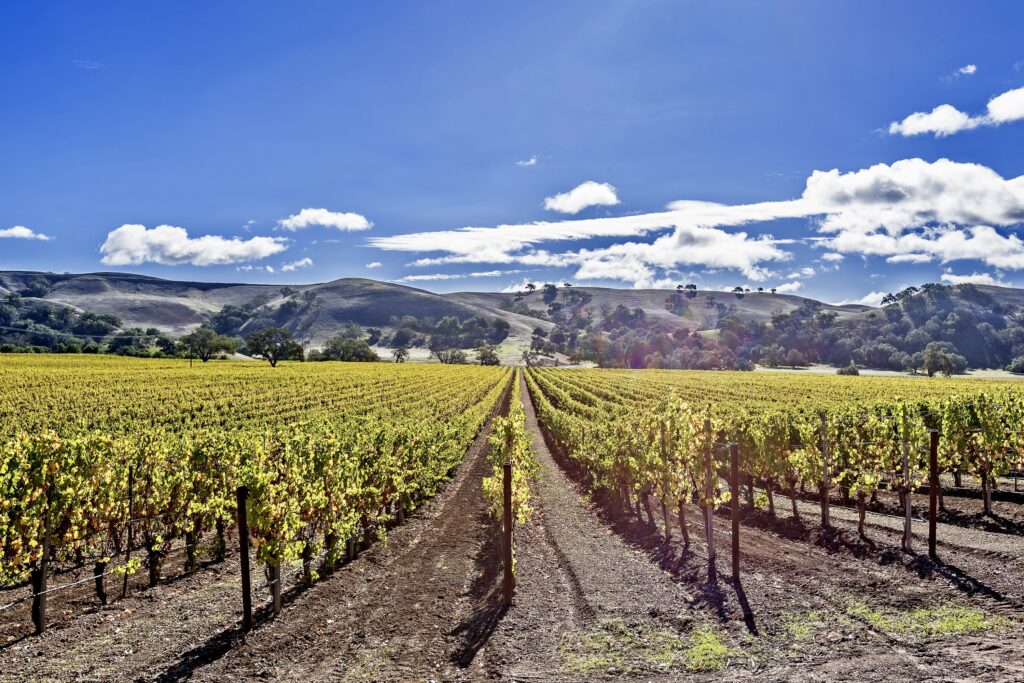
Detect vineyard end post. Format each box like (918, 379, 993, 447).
(929, 431, 939, 560)
(729, 442, 740, 583)
(502, 461, 514, 606)
(236, 485, 253, 631)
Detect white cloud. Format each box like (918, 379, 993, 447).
(773, 281, 803, 293)
(500, 278, 537, 293)
(888, 104, 981, 137)
(827, 225, 1024, 270)
(0, 226, 51, 241)
(278, 208, 372, 232)
(821, 252, 844, 262)
(544, 181, 620, 214)
(940, 271, 1009, 286)
(396, 269, 522, 283)
(953, 64, 977, 77)
(373, 199, 802, 288)
(100, 224, 288, 266)
(785, 266, 815, 279)
(838, 291, 887, 307)
(72, 59, 101, 70)
(236, 265, 276, 273)
(516, 156, 539, 167)
(889, 86, 1024, 137)
(886, 253, 934, 264)
(365, 261, 382, 269)
(368, 158, 1024, 287)
(804, 158, 1024, 235)
(281, 257, 313, 272)
(986, 87, 1024, 123)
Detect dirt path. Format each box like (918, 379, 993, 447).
(478, 375, 721, 681)
(187, 381, 512, 683)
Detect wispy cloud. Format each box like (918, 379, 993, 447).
(0, 226, 51, 241)
(278, 208, 372, 231)
(889, 86, 1024, 137)
(365, 261, 382, 269)
(100, 224, 288, 266)
(72, 59, 102, 70)
(501, 278, 538, 293)
(281, 257, 313, 272)
(516, 156, 539, 167)
(836, 291, 887, 307)
(396, 269, 522, 283)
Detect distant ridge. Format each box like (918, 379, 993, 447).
(0, 269, 872, 340)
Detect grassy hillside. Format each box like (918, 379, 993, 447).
(5, 271, 1024, 370)
(455, 286, 870, 334)
(0, 272, 484, 342)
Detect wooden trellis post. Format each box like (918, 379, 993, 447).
(729, 442, 740, 582)
(236, 486, 253, 631)
(901, 417, 912, 553)
(820, 415, 830, 528)
(502, 462, 515, 606)
(928, 430, 939, 560)
(704, 419, 716, 584)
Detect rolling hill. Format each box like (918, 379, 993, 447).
(4, 270, 1024, 368)
(2, 270, 866, 341)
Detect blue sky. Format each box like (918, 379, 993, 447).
(2, 1, 1024, 305)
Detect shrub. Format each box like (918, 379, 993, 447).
(837, 361, 860, 376)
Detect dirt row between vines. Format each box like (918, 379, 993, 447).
(516, 376, 1024, 682)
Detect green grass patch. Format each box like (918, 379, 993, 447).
(846, 600, 1013, 637)
(561, 620, 729, 675)
(683, 627, 729, 671)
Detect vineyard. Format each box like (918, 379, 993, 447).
(526, 366, 1024, 538)
(2, 357, 1024, 681)
(0, 357, 510, 634)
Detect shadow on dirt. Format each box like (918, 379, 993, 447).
(531, 409, 761, 634)
(450, 514, 508, 668)
(154, 567, 329, 682)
